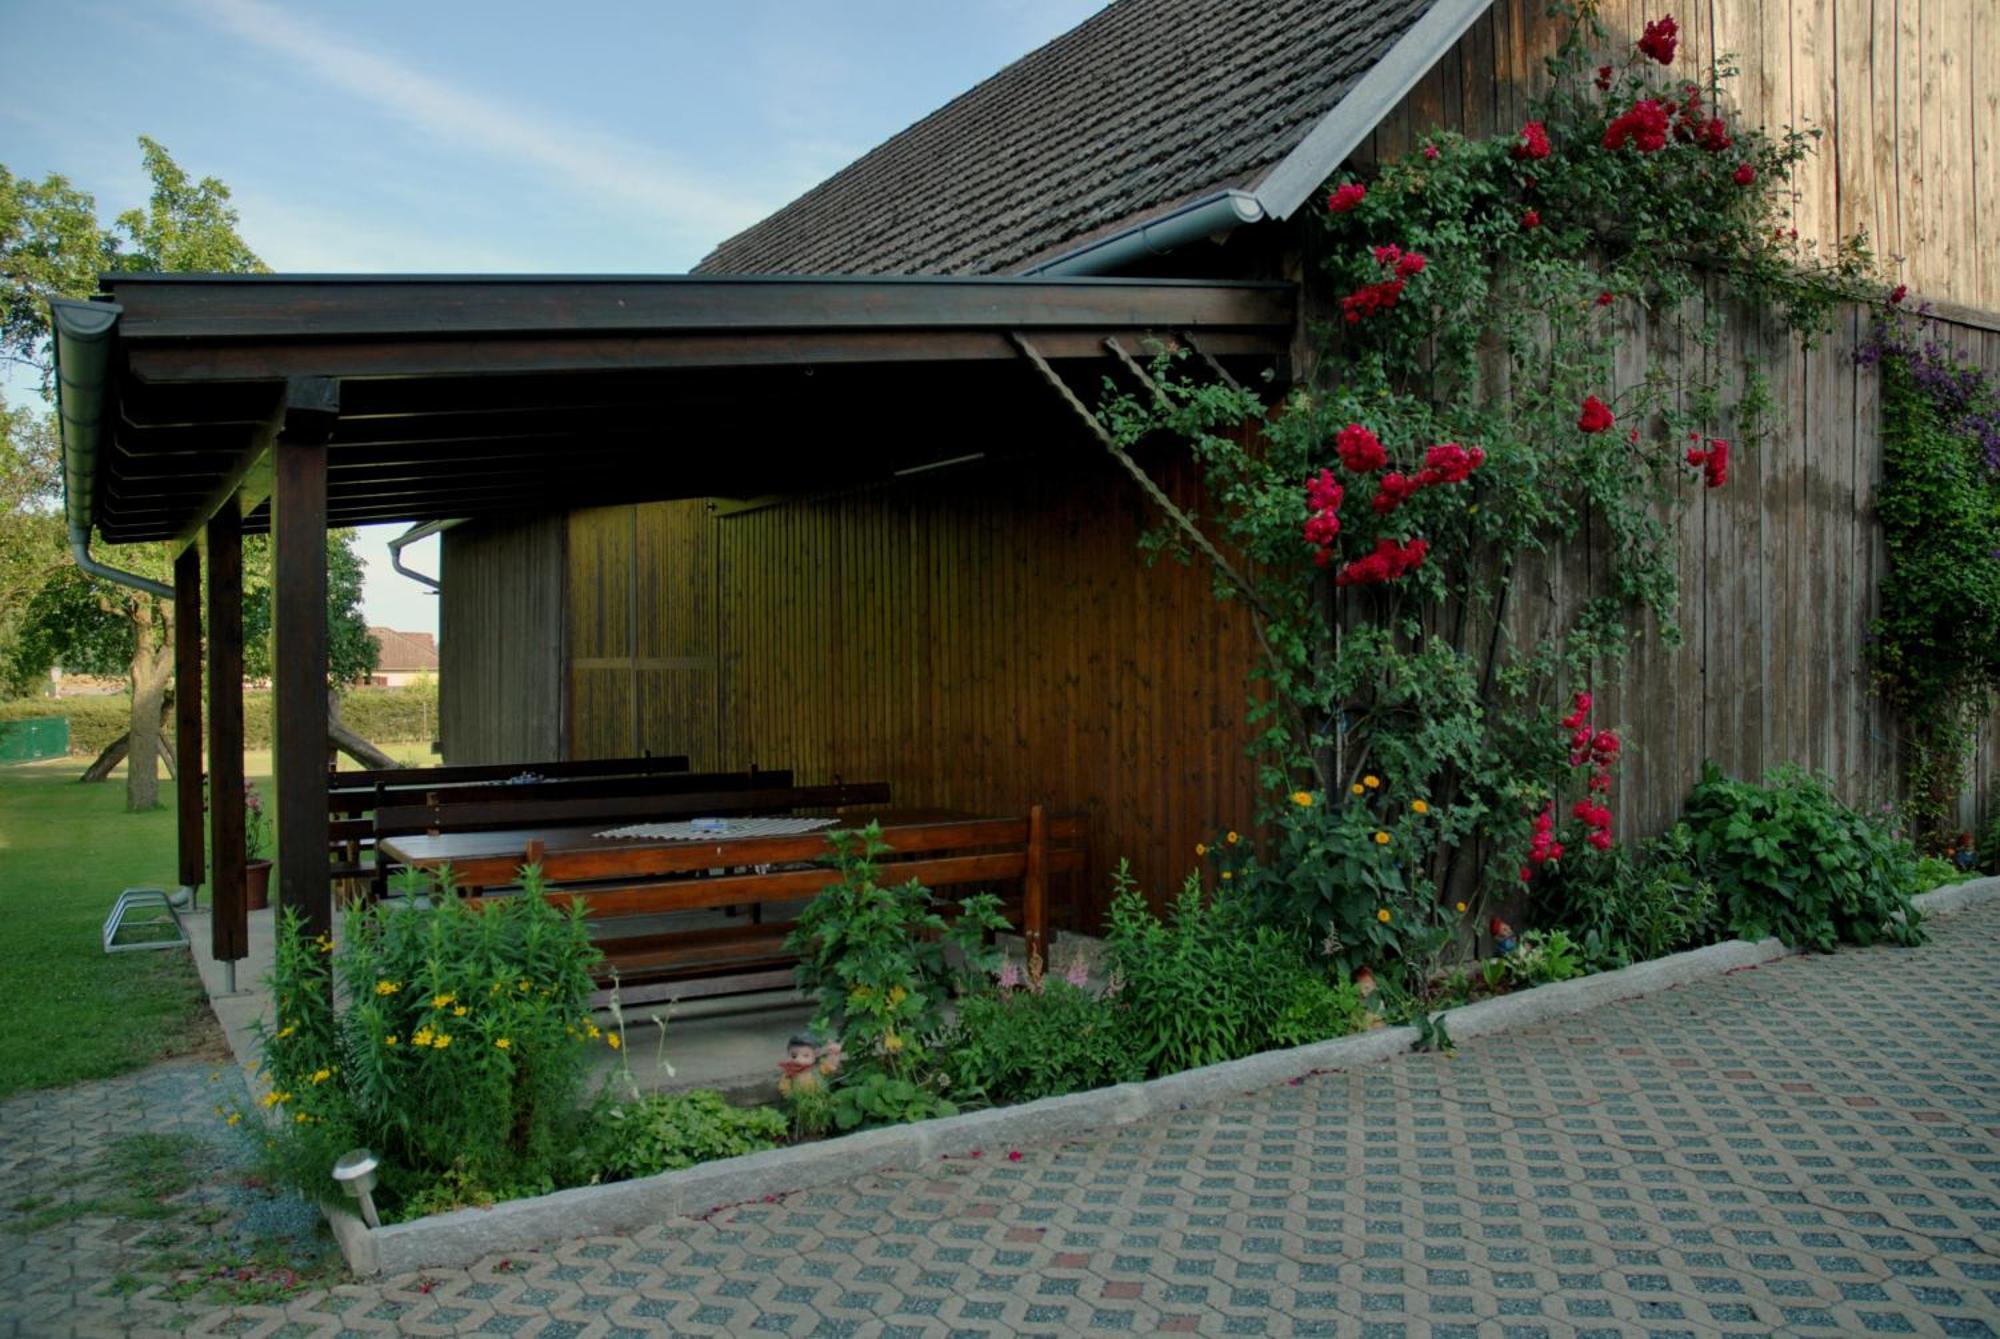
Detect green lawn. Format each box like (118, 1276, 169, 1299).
(0, 743, 430, 1099)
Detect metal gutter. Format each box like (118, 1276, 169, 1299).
(1021, 191, 1265, 277)
(49, 298, 174, 600)
(386, 518, 461, 591)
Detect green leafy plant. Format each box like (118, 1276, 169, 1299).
(1265, 972, 1369, 1049)
(1412, 1012, 1454, 1054)
(1532, 822, 1720, 966)
(1503, 929, 1586, 985)
(251, 866, 609, 1220)
(945, 967, 1141, 1105)
(785, 823, 1007, 1127)
(1102, 861, 1348, 1075)
(1864, 340, 2000, 850)
(585, 1090, 787, 1181)
(1683, 764, 1924, 951)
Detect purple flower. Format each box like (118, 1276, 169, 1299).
(995, 961, 1021, 992)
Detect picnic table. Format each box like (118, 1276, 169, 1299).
(376, 807, 1083, 1005)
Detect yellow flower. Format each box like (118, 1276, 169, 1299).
(1411, 799, 1430, 815)
(1292, 790, 1314, 807)
(516, 979, 531, 992)
(1374, 831, 1391, 846)
(374, 980, 400, 996)
(1195, 842, 1208, 857)
(887, 985, 907, 1007)
(260, 1090, 290, 1107)
(225, 1111, 242, 1126)
(1350, 783, 1366, 796)
(1376, 908, 1392, 924)
(1363, 775, 1381, 790)
(495, 1037, 512, 1050)
(275, 1024, 295, 1039)
(452, 1005, 468, 1018)
(431, 993, 455, 1009)
(1225, 831, 1239, 845)
(412, 1027, 435, 1048)
(1455, 901, 1469, 914)
(606, 1033, 622, 1051)
(384, 1035, 400, 1047)
(1220, 870, 1234, 881)
(882, 1032, 904, 1054)
(294, 1112, 312, 1125)
(309, 1067, 332, 1085)
(431, 1032, 452, 1050)
(585, 1023, 601, 1040)
(313, 933, 333, 954)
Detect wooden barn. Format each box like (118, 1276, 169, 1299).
(50, 0, 2000, 983)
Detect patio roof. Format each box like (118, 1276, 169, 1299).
(51, 272, 1295, 546)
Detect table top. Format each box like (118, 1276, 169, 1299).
(377, 808, 972, 867)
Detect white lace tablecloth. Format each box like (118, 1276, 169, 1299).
(595, 816, 838, 841)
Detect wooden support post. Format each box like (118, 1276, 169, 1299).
(1024, 804, 1047, 973)
(173, 547, 205, 898)
(207, 507, 247, 969)
(272, 377, 340, 940)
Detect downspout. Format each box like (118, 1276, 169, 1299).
(386, 518, 462, 592)
(1020, 190, 1265, 277)
(49, 299, 173, 600)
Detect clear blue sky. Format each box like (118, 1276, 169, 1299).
(0, 0, 1103, 636)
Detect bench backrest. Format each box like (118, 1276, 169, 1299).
(373, 781, 893, 843)
(328, 754, 691, 795)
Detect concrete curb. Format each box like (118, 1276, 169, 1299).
(1912, 873, 2000, 916)
(324, 908, 1899, 1276)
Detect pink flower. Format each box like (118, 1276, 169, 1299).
(996, 961, 1021, 991)
(1063, 958, 1089, 988)
(1423, 144, 1440, 160)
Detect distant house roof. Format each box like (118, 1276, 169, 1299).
(369, 627, 439, 674)
(697, 0, 1491, 277)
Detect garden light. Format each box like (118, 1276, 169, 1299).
(332, 1148, 382, 1229)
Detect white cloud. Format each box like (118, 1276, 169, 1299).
(185, 0, 771, 250)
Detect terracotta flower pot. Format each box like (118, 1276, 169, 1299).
(245, 859, 273, 911)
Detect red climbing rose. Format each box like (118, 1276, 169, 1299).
(1637, 15, 1679, 64)
(1578, 395, 1616, 434)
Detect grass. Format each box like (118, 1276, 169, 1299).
(0, 742, 430, 1099)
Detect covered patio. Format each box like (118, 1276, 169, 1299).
(50, 272, 1295, 1019)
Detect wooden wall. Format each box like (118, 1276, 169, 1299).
(1367, 0, 1999, 311)
(438, 513, 566, 766)
(561, 450, 1267, 926)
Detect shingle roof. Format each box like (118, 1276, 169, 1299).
(368, 627, 439, 674)
(696, 0, 1448, 277)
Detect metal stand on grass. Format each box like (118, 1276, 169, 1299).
(102, 886, 190, 954)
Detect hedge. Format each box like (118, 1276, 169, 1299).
(0, 687, 438, 757)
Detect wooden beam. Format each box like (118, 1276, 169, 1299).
(173, 546, 204, 894)
(271, 377, 340, 940)
(206, 504, 247, 965)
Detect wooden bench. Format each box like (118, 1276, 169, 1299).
(392, 806, 1083, 1007)
(327, 755, 704, 899)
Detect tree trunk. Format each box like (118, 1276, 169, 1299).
(80, 729, 176, 783)
(126, 602, 173, 812)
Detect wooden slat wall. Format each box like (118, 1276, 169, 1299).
(438, 514, 565, 765)
(561, 452, 1267, 927)
(1366, 0, 1999, 310)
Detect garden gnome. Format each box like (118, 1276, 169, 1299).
(777, 1034, 819, 1098)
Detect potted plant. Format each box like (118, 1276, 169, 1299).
(244, 781, 273, 911)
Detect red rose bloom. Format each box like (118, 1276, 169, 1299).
(1327, 182, 1367, 214)
(1638, 15, 1679, 64)
(1596, 290, 1615, 306)
(1733, 162, 1756, 186)
(1594, 64, 1614, 91)
(1423, 144, 1440, 160)
(1577, 395, 1615, 434)
(1513, 121, 1552, 160)
(1890, 283, 1909, 305)
(1336, 423, 1388, 473)
(1522, 209, 1542, 229)
(1603, 100, 1671, 152)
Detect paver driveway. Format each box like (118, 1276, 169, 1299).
(4, 903, 1997, 1338)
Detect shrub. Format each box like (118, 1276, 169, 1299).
(0, 684, 436, 759)
(1683, 764, 1923, 951)
(251, 867, 609, 1220)
(1103, 861, 1359, 1076)
(944, 968, 1141, 1105)
(584, 1090, 787, 1181)
(785, 823, 1007, 1128)
(1532, 823, 1720, 966)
